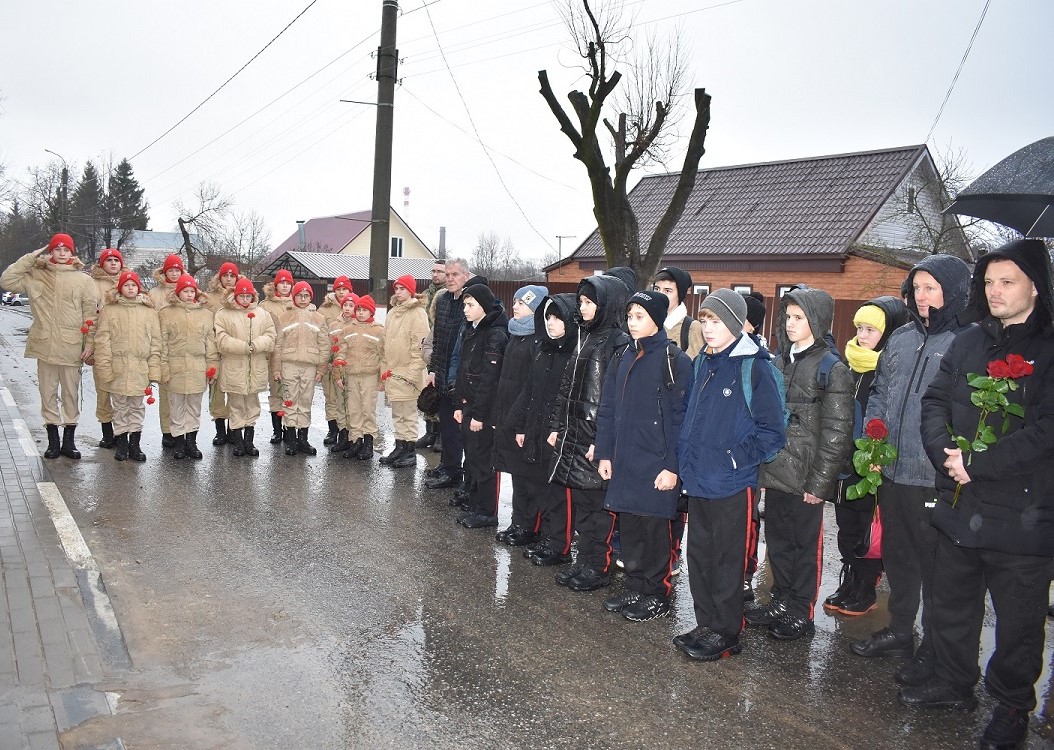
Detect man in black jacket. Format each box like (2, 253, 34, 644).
(904, 239, 1054, 750)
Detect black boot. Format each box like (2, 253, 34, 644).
(269, 412, 283, 444)
(99, 422, 115, 449)
(284, 427, 298, 456)
(43, 424, 61, 459)
(162, 432, 175, 449)
(186, 431, 203, 460)
(380, 439, 407, 465)
(173, 434, 187, 460)
(432, 432, 443, 454)
(113, 433, 129, 461)
(323, 419, 339, 446)
(243, 426, 259, 457)
(393, 441, 418, 469)
(343, 437, 363, 459)
(356, 434, 374, 460)
(414, 421, 436, 449)
(297, 428, 317, 456)
(127, 431, 146, 462)
(60, 425, 81, 459)
(330, 428, 349, 454)
(230, 428, 245, 457)
(212, 418, 228, 446)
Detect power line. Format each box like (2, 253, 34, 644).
(925, 0, 991, 144)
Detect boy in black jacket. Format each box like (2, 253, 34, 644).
(452, 284, 509, 529)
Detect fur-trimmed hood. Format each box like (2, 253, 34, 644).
(104, 289, 156, 308)
(91, 265, 122, 281)
(35, 255, 86, 272)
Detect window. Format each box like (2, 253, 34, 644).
(907, 186, 917, 214)
(732, 283, 753, 294)
(692, 284, 710, 297)
(390, 237, 404, 258)
(776, 284, 795, 298)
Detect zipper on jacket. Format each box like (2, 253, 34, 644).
(550, 327, 588, 483)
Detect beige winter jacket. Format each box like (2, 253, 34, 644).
(214, 291, 276, 395)
(158, 294, 219, 395)
(381, 296, 429, 400)
(259, 283, 295, 325)
(205, 274, 243, 316)
(93, 292, 162, 396)
(318, 293, 346, 326)
(149, 268, 178, 311)
(271, 306, 329, 371)
(336, 320, 384, 377)
(0, 252, 98, 366)
(85, 265, 122, 348)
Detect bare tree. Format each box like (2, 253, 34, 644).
(217, 209, 272, 269)
(470, 232, 546, 280)
(538, 0, 711, 284)
(175, 182, 233, 277)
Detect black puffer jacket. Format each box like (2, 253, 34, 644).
(453, 302, 509, 425)
(429, 273, 487, 391)
(548, 276, 632, 489)
(492, 327, 541, 476)
(760, 287, 855, 500)
(921, 239, 1054, 556)
(509, 294, 579, 481)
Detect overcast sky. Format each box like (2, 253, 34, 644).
(1, 0, 1050, 262)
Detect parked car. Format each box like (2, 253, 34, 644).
(1, 292, 12, 304)
(7, 294, 30, 306)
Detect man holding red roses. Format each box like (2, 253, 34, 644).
(911, 239, 1054, 750)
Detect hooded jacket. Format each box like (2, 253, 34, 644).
(548, 276, 633, 489)
(0, 252, 99, 366)
(93, 291, 162, 396)
(149, 268, 179, 311)
(492, 314, 543, 476)
(337, 318, 385, 377)
(381, 295, 430, 401)
(272, 305, 330, 372)
(678, 334, 787, 500)
(453, 302, 509, 424)
(759, 287, 855, 500)
(595, 329, 693, 519)
(86, 264, 122, 350)
(259, 282, 295, 325)
(508, 294, 579, 481)
(921, 239, 1054, 556)
(430, 274, 487, 391)
(214, 289, 277, 395)
(158, 293, 219, 395)
(864, 254, 973, 486)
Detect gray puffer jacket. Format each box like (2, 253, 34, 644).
(864, 253, 972, 487)
(760, 287, 855, 500)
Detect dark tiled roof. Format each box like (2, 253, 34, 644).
(570, 145, 926, 260)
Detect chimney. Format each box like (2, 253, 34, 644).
(296, 220, 306, 249)
(438, 226, 446, 259)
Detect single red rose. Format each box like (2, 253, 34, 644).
(80, 326, 89, 334)
(332, 345, 340, 352)
(332, 336, 339, 343)
(206, 367, 217, 378)
(864, 418, 888, 441)
(247, 311, 255, 319)
(1005, 354, 1033, 378)
(144, 386, 153, 396)
(987, 360, 1012, 378)
(146, 396, 156, 405)
(277, 410, 285, 418)
(86, 320, 95, 327)
(284, 400, 293, 407)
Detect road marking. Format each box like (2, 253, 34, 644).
(0, 385, 39, 455)
(39, 481, 96, 569)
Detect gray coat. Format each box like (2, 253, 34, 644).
(864, 254, 972, 487)
(760, 287, 855, 500)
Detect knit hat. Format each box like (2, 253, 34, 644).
(355, 294, 377, 321)
(234, 278, 256, 299)
(463, 283, 497, 313)
(515, 285, 548, 313)
(853, 304, 887, 333)
(699, 288, 747, 334)
(291, 281, 314, 304)
(743, 291, 766, 331)
(175, 273, 199, 299)
(48, 233, 75, 253)
(579, 282, 599, 305)
(98, 248, 123, 265)
(653, 267, 692, 304)
(394, 274, 417, 294)
(333, 276, 353, 293)
(163, 254, 184, 273)
(604, 266, 639, 292)
(117, 270, 142, 295)
(274, 269, 294, 287)
(218, 261, 239, 278)
(627, 290, 669, 329)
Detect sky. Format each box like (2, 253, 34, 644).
(1, 0, 1050, 263)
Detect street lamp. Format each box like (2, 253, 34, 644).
(44, 148, 69, 232)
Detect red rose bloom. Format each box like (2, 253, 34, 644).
(144, 386, 153, 396)
(1005, 354, 1034, 378)
(206, 367, 217, 378)
(146, 396, 156, 405)
(332, 345, 340, 352)
(277, 410, 285, 418)
(86, 320, 95, 327)
(80, 326, 89, 334)
(987, 359, 1012, 378)
(864, 418, 888, 441)
(284, 400, 293, 407)
(247, 311, 255, 319)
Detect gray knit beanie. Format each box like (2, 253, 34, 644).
(699, 288, 747, 334)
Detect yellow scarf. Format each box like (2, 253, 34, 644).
(845, 337, 880, 374)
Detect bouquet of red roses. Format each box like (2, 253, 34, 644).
(947, 353, 1031, 505)
(846, 418, 898, 501)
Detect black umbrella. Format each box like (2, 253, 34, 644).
(946, 136, 1054, 237)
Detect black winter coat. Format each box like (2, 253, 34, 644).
(453, 304, 509, 425)
(429, 274, 487, 391)
(492, 330, 541, 476)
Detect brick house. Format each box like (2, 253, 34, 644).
(545, 144, 971, 345)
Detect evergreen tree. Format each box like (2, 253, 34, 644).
(0, 199, 47, 273)
(70, 162, 105, 263)
(106, 158, 149, 248)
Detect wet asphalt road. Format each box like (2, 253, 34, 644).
(1, 306, 1053, 749)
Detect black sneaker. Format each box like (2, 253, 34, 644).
(457, 513, 498, 529)
(742, 580, 755, 602)
(555, 562, 587, 586)
(603, 590, 643, 613)
(849, 627, 914, 658)
(524, 542, 547, 559)
(622, 594, 671, 622)
(426, 465, 446, 479)
(980, 704, 1029, 750)
(677, 630, 742, 661)
(894, 651, 936, 687)
(425, 470, 462, 490)
(566, 567, 612, 592)
(673, 625, 710, 650)
(505, 526, 539, 547)
(531, 547, 572, 567)
(768, 612, 815, 641)
(898, 678, 977, 711)
(743, 598, 788, 627)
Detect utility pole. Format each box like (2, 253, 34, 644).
(368, 0, 399, 306)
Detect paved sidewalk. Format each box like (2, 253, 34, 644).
(0, 375, 126, 750)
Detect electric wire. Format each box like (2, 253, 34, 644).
(925, 0, 991, 144)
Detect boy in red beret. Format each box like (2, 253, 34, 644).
(334, 294, 385, 460)
(319, 276, 356, 449)
(204, 261, 242, 445)
(380, 275, 430, 467)
(86, 247, 125, 448)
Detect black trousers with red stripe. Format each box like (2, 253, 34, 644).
(570, 487, 616, 572)
(764, 488, 824, 620)
(539, 482, 573, 555)
(461, 423, 497, 517)
(510, 474, 543, 531)
(686, 490, 752, 637)
(620, 512, 674, 597)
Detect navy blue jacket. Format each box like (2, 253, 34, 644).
(678, 334, 786, 499)
(595, 329, 692, 519)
